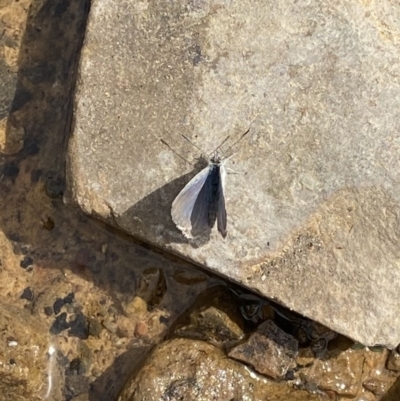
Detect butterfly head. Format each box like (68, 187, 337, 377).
(209, 151, 223, 165)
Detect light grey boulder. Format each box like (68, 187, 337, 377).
(67, 0, 400, 347)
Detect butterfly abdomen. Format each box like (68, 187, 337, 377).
(207, 164, 221, 227)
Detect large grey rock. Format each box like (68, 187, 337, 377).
(67, 0, 400, 347)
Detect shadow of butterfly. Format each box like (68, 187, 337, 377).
(170, 130, 249, 240)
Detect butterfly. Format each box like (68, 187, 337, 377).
(171, 151, 228, 239)
(170, 129, 249, 239)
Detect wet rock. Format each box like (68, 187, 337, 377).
(134, 321, 148, 338)
(42, 216, 55, 231)
(69, 394, 89, 401)
(229, 287, 276, 324)
(64, 292, 75, 305)
(44, 306, 53, 316)
(87, 317, 102, 338)
(21, 62, 56, 85)
(124, 296, 147, 317)
(2, 161, 19, 182)
(300, 348, 364, 396)
(65, 374, 90, 400)
(0, 0, 30, 155)
(53, 298, 65, 315)
(53, 292, 75, 315)
(360, 348, 399, 398)
(30, 169, 42, 183)
(68, 358, 85, 376)
(102, 316, 118, 334)
(20, 256, 34, 269)
(296, 347, 315, 368)
(137, 268, 166, 311)
(25, 137, 40, 156)
(171, 268, 209, 285)
(0, 119, 25, 155)
(74, 248, 96, 269)
(354, 389, 377, 401)
(304, 322, 337, 357)
(363, 378, 393, 397)
(20, 286, 34, 301)
(50, 312, 70, 335)
(0, 372, 39, 401)
(45, 173, 64, 198)
(387, 350, 400, 372)
(382, 375, 400, 401)
(228, 320, 298, 379)
(118, 338, 325, 401)
(174, 305, 245, 347)
(0, 303, 62, 400)
(68, 312, 89, 339)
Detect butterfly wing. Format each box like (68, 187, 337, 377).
(217, 165, 227, 238)
(171, 166, 211, 238)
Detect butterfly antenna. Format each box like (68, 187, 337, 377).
(224, 129, 250, 155)
(180, 134, 205, 155)
(215, 135, 231, 152)
(160, 138, 193, 166)
(205, 135, 231, 159)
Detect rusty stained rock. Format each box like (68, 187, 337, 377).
(117, 338, 325, 401)
(294, 339, 400, 399)
(228, 319, 298, 379)
(300, 348, 365, 397)
(360, 348, 399, 398)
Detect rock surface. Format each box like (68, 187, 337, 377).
(301, 347, 365, 397)
(117, 338, 325, 401)
(3, 0, 400, 399)
(67, 0, 400, 347)
(228, 320, 298, 379)
(0, 303, 60, 401)
(0, 0, 31, 155)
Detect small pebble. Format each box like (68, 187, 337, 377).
(68, 313, 89, 339)
(45, 174, 64, 198)
(20, 256, 34, 269)
(134, 321, 148, 337)
(64, 292, 75, 304)
(88, 318, 102, 338)
(102, 318, 117, 334)
(53, 298, 65, 315)
(42, 217, 55, 231)
(68, 358, 83, 375)
(20, 287, 34, 301)
(125, 296, 147, 316)
(50, 312, 70, 335)
(159, 315, 169, 324)
(44, 306, 53, 316)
